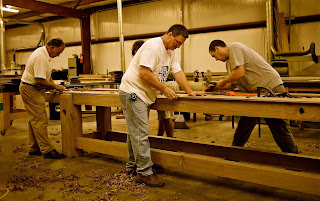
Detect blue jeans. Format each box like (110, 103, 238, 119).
(118, 90, 153, 176)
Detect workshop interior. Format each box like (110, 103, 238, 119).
(0, 0, 319, 201)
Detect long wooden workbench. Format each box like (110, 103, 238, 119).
(45, 90, 320, 196)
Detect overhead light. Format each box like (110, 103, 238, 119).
(1, 5, 19, 13)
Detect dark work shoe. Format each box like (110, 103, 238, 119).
(44, 149, 66, 159)
(152, 164, 164, 174)
(126, 169, 137, 176)
(29, 149, 42, 156)
(135, 174, 165, 187)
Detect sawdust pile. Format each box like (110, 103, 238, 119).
(7, 165, 147, 201)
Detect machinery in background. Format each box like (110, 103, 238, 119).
(193, 70, 213, 82)
(271, 42, 319, 77)
(68, 56, 83, 81)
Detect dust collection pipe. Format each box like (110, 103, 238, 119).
(5, 19, 45, 60)
(117, 0, 126, 73)
(12, 21, 45, 49)
(0, 0, 6, 70)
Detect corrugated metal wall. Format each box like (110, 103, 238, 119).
(4, 0, 320, 75)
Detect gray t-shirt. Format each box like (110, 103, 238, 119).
(226, 42, 282, 92)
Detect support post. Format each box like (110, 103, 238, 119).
(117, 0, 126, 73)
(96, 106, 112, 140)
(60, 94, 83, 157)
(80, 14, 92, 74)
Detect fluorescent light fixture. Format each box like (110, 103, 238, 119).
(1, 5, 19, 13)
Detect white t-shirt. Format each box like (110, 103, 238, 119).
(21, 46, 52, 85)
(226, 42, 283, 92)
(120, 37, 181, 105)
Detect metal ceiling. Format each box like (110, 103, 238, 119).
(2, 0, 160, 28)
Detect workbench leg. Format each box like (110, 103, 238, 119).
(96, 106, 112, 140)
(60, 94, 83, 157)
(0, 93, 11, 132)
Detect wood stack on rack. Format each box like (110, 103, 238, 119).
(272, 0, 291, 76)
(0, 75, 22, 92)
(78, 74, 109, 83)
(109, 71, 123, 83)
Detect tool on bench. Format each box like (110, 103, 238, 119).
(203, 81, 218, 92)
(226, 91, 257, 97)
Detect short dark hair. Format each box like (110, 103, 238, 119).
(167, 24, 189, 39)
(132, 40, 144, 56)
(47, 38, 65, 48)
(209, 40, 226, 52)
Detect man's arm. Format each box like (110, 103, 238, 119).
(35, 78, 65, 92)
(215, 65, 245, 89)
(173, 70, 204, 96)
(139, 66, 177, 100)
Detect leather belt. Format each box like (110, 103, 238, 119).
(22, 81, 37, 87)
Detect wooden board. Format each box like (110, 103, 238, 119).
(75, 137, 320, 196)
(49, 92, 320, 196)
(48, 92, 320, 122)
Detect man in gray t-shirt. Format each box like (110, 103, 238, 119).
(208, 40, 298, 153)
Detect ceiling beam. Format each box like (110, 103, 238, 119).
(6, 0, 106, 20)
(87, 0, 161, 14)
(3, 0, 86, 19)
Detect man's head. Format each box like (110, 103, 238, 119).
(209, 40, 229, 62)
(46, 38, 65, 58)
(163, 24, 188, 50)
(132, 40, 144, 56)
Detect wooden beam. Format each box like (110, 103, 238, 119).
(75, 137, 320, 196)
(107, 131, 320, 174)
(86, 0, 161, 14)
(80, 14, 92, 74)
(152, 97, 320, 122)
(60, 94, 83, 156)
(4, 0, 85, 19)
(70, 93, 320, 122)
(7, 0, 104, 20)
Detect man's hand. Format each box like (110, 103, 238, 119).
(163, 86, 177, 100)
(55, 85, 65, 92)
(215, 80, 227, 89)
(188, 91, 205, 96)
(203, 83, 216, 92)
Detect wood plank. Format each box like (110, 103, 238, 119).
(9, 111, 28, 120)
(68, 91, 320, 104)
(107, 131, 320, 174)
(277, 12, 290, 52)
(72, 94, 121, 107)
(152, 98, 320, 122)
(48, 92, 320, 122)
(60, 94, 83, 156)
(76, 137, 127, 158)
(68, 92, 320, 121)
(287, 87, 320, 92)
(75, 137, 320, 196)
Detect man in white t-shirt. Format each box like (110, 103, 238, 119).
(208, 40, 298, 154)
(20, 38, 66, 159)
(119, 24, 203, 187)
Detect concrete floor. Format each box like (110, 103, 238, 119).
(0, 110, 320, 201)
